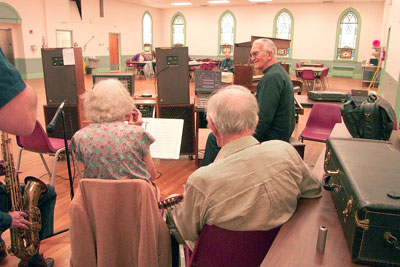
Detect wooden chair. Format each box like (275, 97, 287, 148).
(292, 80, 303, 95)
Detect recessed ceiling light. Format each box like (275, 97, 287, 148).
(208, 0, 230, 4)
(171, 2, 192, 6)
(248, 0, 272, 2)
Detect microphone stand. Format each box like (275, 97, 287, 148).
(60, 110, 74, 200)
(43, 109, 75, 239)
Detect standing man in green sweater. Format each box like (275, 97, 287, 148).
(202, 38, 295, 166)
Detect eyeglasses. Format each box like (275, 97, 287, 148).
(249, 51, 269, 58)
(249, 51, 260, 58)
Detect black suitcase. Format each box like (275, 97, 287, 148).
(323, 137, 400, 266)
(308, 91, 349, 102)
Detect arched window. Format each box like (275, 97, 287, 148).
(142, 11, 153, 53)
(335, 8, 361, 61)
(219, 11, 236, 55)
(171, 13, 186, 46)
(273, 9, 293, 57)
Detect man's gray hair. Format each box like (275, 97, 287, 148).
(84, 79, 135, 123)
(253, 38, 277, 57)
(206, 85, 259, 135)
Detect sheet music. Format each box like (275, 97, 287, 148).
(62, 48, 75, 65)
(142, 118, 184, 159)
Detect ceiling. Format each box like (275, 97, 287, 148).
(121, 0, 383, 9)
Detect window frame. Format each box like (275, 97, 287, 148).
(218, 10, 236, 56)
(273, 8, 294, 59)
(170, 12, 186, 47)
(142, 11, 153, 53)
(55, 30, 73, 48)
(334, 8, 362, 62)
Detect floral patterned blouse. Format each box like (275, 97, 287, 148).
(70, 121, 155, 180)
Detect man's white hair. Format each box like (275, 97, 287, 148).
(253, 38, 277, 57)
(206, 85, 259, 135)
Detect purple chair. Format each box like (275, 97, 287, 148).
(16, 120, 81, 185)
(315, 68, 330, 90)
(185, 225, 280, 267)
(299, 103, 342, 142)
(199, 63, 207, 70)
(301, 69, 316, 91)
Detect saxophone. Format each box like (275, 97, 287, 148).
(1, 131, 48, 261)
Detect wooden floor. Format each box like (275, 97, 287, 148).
(0, 73, 368, 266)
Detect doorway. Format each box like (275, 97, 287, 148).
(109, 33, 120, 71)
(0, 29, 15, 65)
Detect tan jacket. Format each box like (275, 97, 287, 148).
(70, 179, 171, 267)
(168, 136, 322, 250)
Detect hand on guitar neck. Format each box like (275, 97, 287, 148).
(158, 194, 184, 209)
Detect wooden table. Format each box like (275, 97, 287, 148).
(261, 149, 362, 266)
(295, 66, 328, 75)
(330, 123, 400, 150)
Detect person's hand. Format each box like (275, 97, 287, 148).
(128, 109, 143, 126)
(9, 211, 31, 230)
(224, 67, 228, 71)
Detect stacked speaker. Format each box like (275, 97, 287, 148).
(41, 47, 85, 139)
(156, 47, 195, 156)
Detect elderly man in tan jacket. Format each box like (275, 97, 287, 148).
(167, 85, 322, 253)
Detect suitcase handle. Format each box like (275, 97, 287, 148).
(384, 232, 400, 250)
(322, 173, 341, 191)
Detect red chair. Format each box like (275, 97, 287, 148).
(199, 63, 207, 70)
(185, 225, 280, 267)
(299, 103, 342, 142)
(16, 120, 81, 185)
(315, 68, 330, 90)
(301, 69, 316, 91)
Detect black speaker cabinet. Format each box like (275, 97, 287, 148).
(41, 48, 85, 105)
(158, 104, 195, 155)
(156, 47, 189, 105)
(44, 104, 81, 140)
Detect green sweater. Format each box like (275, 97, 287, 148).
(220, 58, 234, 73)
(254, 63, 295, 142)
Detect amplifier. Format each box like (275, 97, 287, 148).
(92, 73, 135, 96)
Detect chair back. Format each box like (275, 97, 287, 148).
(199, 63, 207, 70)
(70, 178, 171, 267)
(292, 80, 303, 94)
(187, 225, 280, 267)
(305, 103, 342, 133)
(16, 121, 58, 153)
(319, 68, 329, 79)
(301, 69, 315, 81)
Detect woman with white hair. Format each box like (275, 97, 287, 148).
(70, 79, 157, 181)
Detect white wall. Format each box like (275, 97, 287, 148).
(161, 2, 384, 62)
(382, 0, 400, 80)
(1, 0, 163, 59)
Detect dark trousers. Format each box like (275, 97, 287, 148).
(202, 132, 221, 167)
(0, 183, 56, 240)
